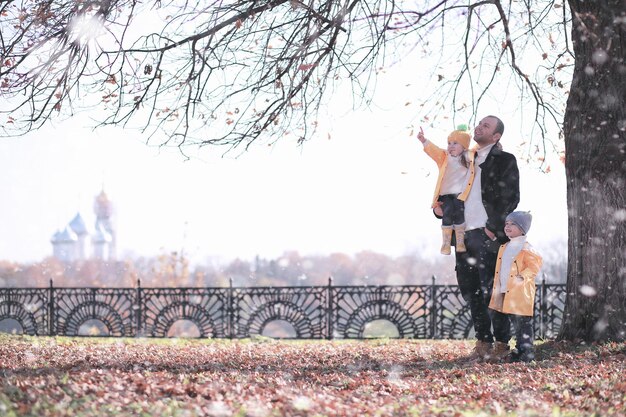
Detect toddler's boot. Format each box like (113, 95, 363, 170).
(454, 224, 467, 252)
(516, 342, 535, 362)
(441, 227, 453, 255)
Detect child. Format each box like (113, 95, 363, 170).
(488, 211, 543, 363)
(417, 125, 474, 255)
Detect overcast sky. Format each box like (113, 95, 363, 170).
(0, 117, 567, 267)
(0, 47, 568, 266)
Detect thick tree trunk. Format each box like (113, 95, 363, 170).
(560, 0, 626, 342)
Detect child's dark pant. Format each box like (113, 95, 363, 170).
(492, 308, 534, 355)
(438, 194, 464, 227)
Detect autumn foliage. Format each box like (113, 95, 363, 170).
(0, 336, 624, 416)
(0, 246, 567, 289)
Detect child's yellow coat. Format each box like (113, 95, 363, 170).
(488, 242, 543, 316)
(423, 142, 475, 208)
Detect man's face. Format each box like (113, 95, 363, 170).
(473, 117, 501, 146)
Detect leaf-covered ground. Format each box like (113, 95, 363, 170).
(0, 336, 624, 417)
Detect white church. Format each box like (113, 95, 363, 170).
(50, 190, 116, 262)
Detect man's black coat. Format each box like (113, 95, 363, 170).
(479, 144, 520, 243)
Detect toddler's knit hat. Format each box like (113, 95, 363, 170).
(448, 124, 471, 149)
(506, 211, 532, 235)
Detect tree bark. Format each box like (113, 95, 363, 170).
(560, 0, 626, 341)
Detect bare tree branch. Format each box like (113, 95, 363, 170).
(1, 0, 572, 154)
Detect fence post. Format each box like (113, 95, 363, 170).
(135, 279, 142, 337)
(327, 277, 334, 340)
(228, 278, 234, 339)
(48, 279, 55, 336)
(540, 273, 547, 340)
(430, 275, 437, 339)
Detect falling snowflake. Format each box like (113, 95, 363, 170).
(579, 285, 597, 297)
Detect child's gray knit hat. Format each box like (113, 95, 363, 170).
(506, 211, 532, 235)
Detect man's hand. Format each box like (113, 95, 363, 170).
(484, 227, 497, 241)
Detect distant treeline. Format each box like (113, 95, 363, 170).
(0, 245, 566, 288)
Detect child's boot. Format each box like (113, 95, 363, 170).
(517, 342, 535, 362)
(454, 224, 467, 252)
(441, 227, 453, 255)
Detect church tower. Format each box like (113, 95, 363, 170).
(51, 226, 78, 262)
(94, 189, 116, 260)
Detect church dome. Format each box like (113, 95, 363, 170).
(51, 226, 78, 243)
(69, 213, 89, 236)
(51, 188, 117, 261)
(94, 189, 113, 218)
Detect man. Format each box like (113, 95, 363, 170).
(440, 115, 520, 360)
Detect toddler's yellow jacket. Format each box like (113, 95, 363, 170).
(423, 141, 475, 208)
(489, 242, 543, 316)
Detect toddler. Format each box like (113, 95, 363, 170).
(417, 125, 474, 254)
(488, 211, 543, 362)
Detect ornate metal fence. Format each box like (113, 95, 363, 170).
(0, 277, 566, 339)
